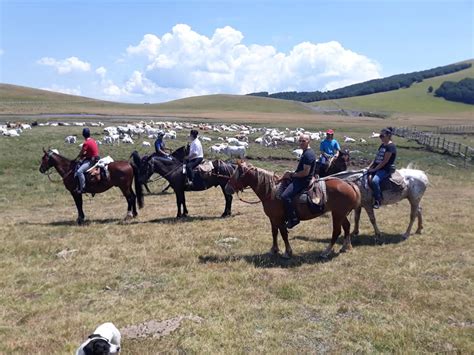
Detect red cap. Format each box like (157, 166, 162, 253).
(326, 129, 334, 134)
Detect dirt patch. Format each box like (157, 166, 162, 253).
(121, 315, 204, 339)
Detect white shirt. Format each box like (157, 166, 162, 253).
(189, 138, 203, 159)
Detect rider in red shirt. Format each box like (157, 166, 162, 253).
(74, 128, 100, 193)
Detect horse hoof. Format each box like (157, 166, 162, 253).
(281, 251, 292, 259)
(402, 234, 409, 240)
(77, 218, 85, 225)
(340, 245, 352, 253)
(351, 232, 359, 238)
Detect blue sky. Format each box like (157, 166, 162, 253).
(1, 0, 472, 103)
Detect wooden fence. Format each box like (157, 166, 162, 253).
(393, 127, 474, 167)
(436, 125, 474, 134)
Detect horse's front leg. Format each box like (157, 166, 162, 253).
(279, 225, 293, 259)
(365, 206, 381, 242)
(220, 186, 232, 218)
(175, 191, 182, 218)
(71, 192, 85, 225)
(269, 222, 280, 256)
(351, 207, 362, 237)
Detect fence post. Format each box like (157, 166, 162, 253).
(464, 146, 469, 168)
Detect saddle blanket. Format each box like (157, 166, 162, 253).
(86, 156, 114, 172)
(195, 160, 214, 174)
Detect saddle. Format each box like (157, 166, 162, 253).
(86, 156, 114, 183)
(277, 177, 327, 214)
(193, 160, 214, 176)
(380, 170, 406, 193)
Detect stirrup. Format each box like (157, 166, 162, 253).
(373, 200, 381, 209)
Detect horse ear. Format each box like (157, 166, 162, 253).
(42, 147, 46, 153)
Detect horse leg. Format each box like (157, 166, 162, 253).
(220, 186, 232, 218)
(351, 206, 362, 237)
(415, 205, 423, 234)
(72, 192, 85, 225)
(175, 191, 182, 218)
(279, 225, 293, 259)
(403, 201, 420, 239)
(365, 206, 381, 242)
(322, 212, 343, 258)
(340, 216, 353, 253)
(119, 186, 135, 220)
(269, 222, 280, 256)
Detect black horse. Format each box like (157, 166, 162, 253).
(314, 148, 350, 177)
(131, 147, 235, 218)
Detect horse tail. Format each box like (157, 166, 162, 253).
(131, 151, 144, 208)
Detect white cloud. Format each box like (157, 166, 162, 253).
(96, 66, 107, 79)
(110, 24, 381, 102)
(41, 84, 82, 96)
(37, 56, 91, 74)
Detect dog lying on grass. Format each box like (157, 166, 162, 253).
(76, 322, 121, 355)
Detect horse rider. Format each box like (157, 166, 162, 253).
(317, 129, 340, 175)
(280, 134, 316, 229)
(368, 127, 397, 209)
(74, 127, 99, 194)
(185, 129, 204, 189)
(154, 132, 167, 156)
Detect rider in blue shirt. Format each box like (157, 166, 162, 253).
(154, 132, 167, 156)
(317, 129, 340, 174)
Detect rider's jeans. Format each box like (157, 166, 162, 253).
(75, 161, 92, 190)
(371, 169, 389, 202)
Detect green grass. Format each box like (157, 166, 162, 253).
(0, 117, 473, 353)
(312, 60, 474, 115)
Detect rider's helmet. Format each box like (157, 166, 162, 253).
(82, 127, 91, 138)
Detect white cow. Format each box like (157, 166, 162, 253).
(292, 148, 303, 159)
(222, 145, 246, 159)
(344, 136, 356, 143)
(359, 138, 367, 143)
(64, 135, 77, 144)
(142, 141, 151, 147)
(122, 136, 134, 144)
(20, 124, 32, 130)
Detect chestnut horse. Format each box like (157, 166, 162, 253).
(224, 161, 361, 258)
(39, 148, 141, 224)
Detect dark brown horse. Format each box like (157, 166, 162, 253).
(39, 148, 140, 224)
(131, 148, 235, 218)
(224, 161, 361, 258)
(314, 148, 350, 177)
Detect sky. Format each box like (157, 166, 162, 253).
(0, 0, 473, 103)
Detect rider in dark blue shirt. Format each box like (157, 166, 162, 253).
(280, 134, 316, 229)
(154, 132, 167, 156)
(368, 127, 397, 209)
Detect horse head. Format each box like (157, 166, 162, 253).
(39, 147, 58, 173)
(225, 160, 252, 194)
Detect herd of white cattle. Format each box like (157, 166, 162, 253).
(1, 119, 381, 159)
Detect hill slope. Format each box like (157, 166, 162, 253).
(311, 61, 474, 115)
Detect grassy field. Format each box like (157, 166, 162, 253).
(312, 60, 474, 116)
(0, 117, 473, 353)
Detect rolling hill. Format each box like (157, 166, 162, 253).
(310, 60, 474, 115)
(1, 60, 473, 119)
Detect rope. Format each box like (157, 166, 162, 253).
(237, 191, 262, 204)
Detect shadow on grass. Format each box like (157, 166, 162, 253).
(292, 233, 408, 246)
(18, 218, 123, 226)
(199, 249, 340, 269)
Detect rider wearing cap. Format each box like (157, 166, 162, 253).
(317, 129, 341, 174)
(74, 127, 99, 194)
(185, 129, 204, 188)
(154, 132, 168, 156)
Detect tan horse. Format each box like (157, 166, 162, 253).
(224, 161, 361, 258)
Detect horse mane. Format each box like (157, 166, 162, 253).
(252, 166, 278, 199)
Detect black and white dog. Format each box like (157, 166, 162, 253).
(76, 322, 121, 355)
